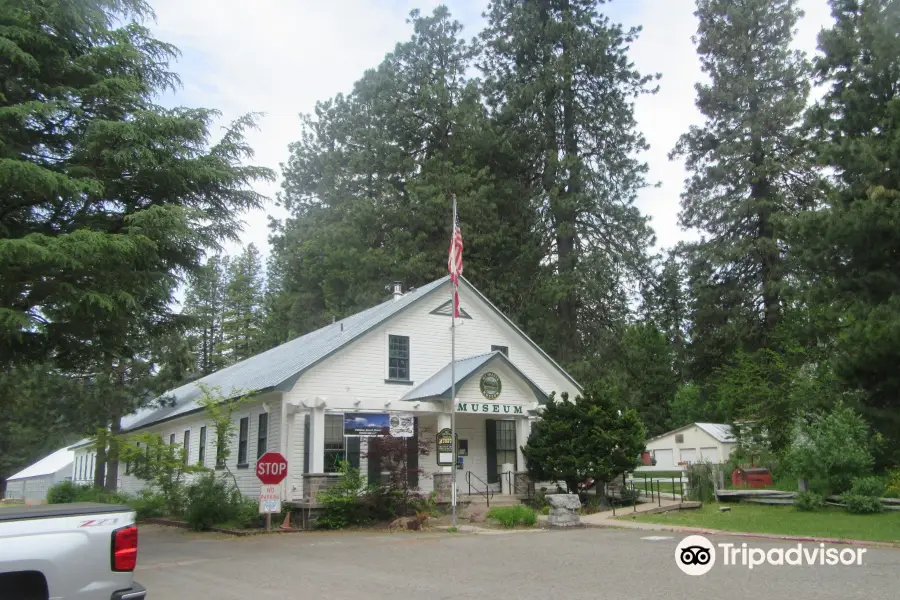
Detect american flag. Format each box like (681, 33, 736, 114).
(448, 203, 464, 317)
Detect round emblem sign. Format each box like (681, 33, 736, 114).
(480, 372, 502, 400)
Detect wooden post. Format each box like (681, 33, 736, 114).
(266, 512, 271, 531)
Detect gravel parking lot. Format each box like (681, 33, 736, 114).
(136, 525, 899, 600)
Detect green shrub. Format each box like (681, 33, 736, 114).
(619, 486, 640, 504)
(316, 461, 374, 529)
(885, 469, 900, 498)
(841, 493, 883, 514)
(129, 490, 167, 521)
(230, 497, 267, 529)
(48, 481, 134, 506)
(73, 486, 131, 505)
(410, 491, 440, 517)
(785, 404, 875, 495)
(794, 491, 825, 512)
(184, 473, 242, 531)
(540, 505, 550, 515)
(849, 476, 885, 498)
(582, 494, 606, 514)
(686, 462, 717, 502)
(486, 505, 537, 528)
(47, 481, 80, 504)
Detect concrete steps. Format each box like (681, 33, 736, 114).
(462, 494, 523, 507)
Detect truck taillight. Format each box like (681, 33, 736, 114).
(111, 525, 138, 572)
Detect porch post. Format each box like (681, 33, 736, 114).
(309, 407, 326, 473)
(515, 417, 530, 473)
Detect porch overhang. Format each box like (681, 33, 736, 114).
(399, 351, 550, 405)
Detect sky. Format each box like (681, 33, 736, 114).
(148, 0, 835, 260)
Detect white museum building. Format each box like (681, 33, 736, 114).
(70, 277, 582, 502)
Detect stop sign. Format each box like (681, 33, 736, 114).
(256, 452, 288, 485)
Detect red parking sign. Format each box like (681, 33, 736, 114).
(256, 452, 288, 485)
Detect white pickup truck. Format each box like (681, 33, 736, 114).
(0, 503, 146, 600)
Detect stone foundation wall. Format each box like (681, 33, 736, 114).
(432, 472, 452, 503)
(303, 473, 343, 501)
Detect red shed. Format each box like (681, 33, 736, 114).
(731, 467, 773, 489)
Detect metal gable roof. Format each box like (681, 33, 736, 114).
(8, 446, 74, 481)
(646, 422, 736, 444)
(695, 423, 736, 443)
(118, 275, 582, 433)
(121, 277, 451, 432)
(400, 351, 550, 403)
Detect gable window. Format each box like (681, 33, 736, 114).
(198, 426, 207, 466)
(183, 430, 191, 465)
(237, 417, 249, 466)
(388, 335, 410, 381)
(257, 413, 268, 460)
(491, 345, 509, 357)
(675, 433, 684, 443)
(324, 414, 345, 473)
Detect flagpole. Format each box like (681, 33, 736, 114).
(450, 196, 458, 528)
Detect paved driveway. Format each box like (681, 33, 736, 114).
(136, 525, 898, 600)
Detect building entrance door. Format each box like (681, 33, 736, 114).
(486, 419, 517, 488)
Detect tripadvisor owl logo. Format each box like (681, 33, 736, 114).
(674, 535, 867, 575)
(675, 535, 715, 576)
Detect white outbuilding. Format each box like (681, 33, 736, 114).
(642, 423, 736, 470)
(4, 446, 75, 505)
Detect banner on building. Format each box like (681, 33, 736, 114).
(344, 413, 390, 437)
(389, 414, 414, 438)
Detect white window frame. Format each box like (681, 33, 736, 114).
(385, 331, 413, 383)
(183, 429, 191, 465)
(236, 415, 250, 467)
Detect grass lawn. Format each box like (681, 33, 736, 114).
(625, 503, 900, 543)
(630, 481, 683, 494)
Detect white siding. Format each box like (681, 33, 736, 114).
(75, 393, 282, 499)
(280, 286, 572, 498)
(700, 446, 719, 462)
(289, 285, 575, 414)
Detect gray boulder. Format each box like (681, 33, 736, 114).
(546, 494, 581, 510)
(546, 494, 582, 527)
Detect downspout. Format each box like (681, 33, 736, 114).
(281, 394, 290, 500)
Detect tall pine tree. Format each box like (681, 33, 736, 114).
(799, 0, 900, 465)
(220, 243, 266, 363)
(480, 0, 657, 369)
(183, 255, 229, 375)
(672, 0, 817, 386)
(271, 7, 542, 339)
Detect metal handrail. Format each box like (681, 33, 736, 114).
(466, 471, 494, 507)
(503, 471, 535, 498)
